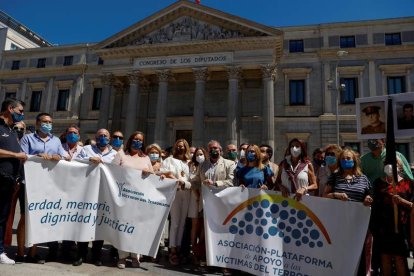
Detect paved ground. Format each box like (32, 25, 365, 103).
(0, 204, 227, 276)
(2, 206, 414, 275)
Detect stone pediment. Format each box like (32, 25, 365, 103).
(96, 0, 281, 49)
(123, 16, 247, 46)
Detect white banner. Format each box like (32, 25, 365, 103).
(24, 157, 176, 257)
(203, 186, 371, 276)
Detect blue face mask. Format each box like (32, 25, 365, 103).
(246, 152, 256, 162)
(325, 156, 337, 166)
(97, 136, 109, 147)
(40, 123, 52, 134)
(66, 133, 79, 144)
(12, 112, 24, 123)
(111, 138, 123, 148)
(340, 159, 354, 170)
(149, 153, 159, 161)
(132, 140, 143, 150)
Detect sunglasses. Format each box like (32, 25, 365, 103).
(325, 152, 336, 156)
(13, 127, 24, 132)
(112, 135, 124, 139)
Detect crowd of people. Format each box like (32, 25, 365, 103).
(1, 98, 414, 275)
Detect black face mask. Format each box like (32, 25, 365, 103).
(314, 159, 325, 166)
(209, 149, 219, 159)
(176, 148, 185, 155)
(16, 130, 24, 139)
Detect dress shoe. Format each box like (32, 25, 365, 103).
(25, 255, 45, 264)
(72, 258, 83, 266)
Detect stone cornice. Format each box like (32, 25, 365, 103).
(379, 64, 414, 74)
(0, 64, 88, 80)
(318, 45, 414, 59)
(282, 67, 312, 75)
(1, 44, 92, 58)
(96, 36, 282, 60)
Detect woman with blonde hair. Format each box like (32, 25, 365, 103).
(162, 139, 192, 265)
(324, 148, 373, 276)
(146, 143, 163, 173)
(235, 144, 273, 189)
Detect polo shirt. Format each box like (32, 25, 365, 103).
(20, 132, 68, 158)
(0, 118, 21, 176)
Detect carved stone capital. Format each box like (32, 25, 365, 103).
(127, 70, 142, 85)
(101, 74, 115, 86)
(114, 82, 125, 95)
(226, 66, 242, 80)
(139, 77, 151, 93)
(192, 67, 209, 81)
(156, 70, 172, 82)
(261, 64, 277, 81)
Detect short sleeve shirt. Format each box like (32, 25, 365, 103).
(236, 166, 274, 188)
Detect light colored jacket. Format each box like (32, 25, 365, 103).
(192, 156, 236, 187)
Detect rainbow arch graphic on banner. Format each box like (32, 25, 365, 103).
(222, 194, 331, 248)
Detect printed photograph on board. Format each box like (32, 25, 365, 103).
(393, 92, 414, 138)
(356, 96, 387, 140)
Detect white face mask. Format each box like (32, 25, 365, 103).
(190, 153, 194, 159)
(196, 155, 205, 164)
(384, 164, 399, 177)
(290, 146, 301, 158)
(240, 149, 246, 158)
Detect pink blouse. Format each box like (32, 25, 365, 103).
(112, 151, 154, 173)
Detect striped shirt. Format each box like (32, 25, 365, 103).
(327, 173, 372, 202)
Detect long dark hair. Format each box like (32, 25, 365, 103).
(284, 138, 309, 162)
(190, 147, 208, 167)
(125, 131, 146, 157)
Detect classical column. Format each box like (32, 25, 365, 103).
(226, 66, 241, 146)
(97, 74, 114, 129)
(323, 62, 333, 114)
(261, 64, 277, 152)
(192, 67, 208, 147)
(368, 60, 377, 97)
(111, 83, 125, 132)
(0, 81, 4, 103)
(43, 77, 54, 113)
(154, 70, 171, 148)
(70, 75, 84, 119)
(19, 79, 27, 102)
(125, 71, 141, 136)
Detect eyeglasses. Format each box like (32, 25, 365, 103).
(112, 135, 123, 139)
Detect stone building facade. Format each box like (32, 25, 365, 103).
(0, 1, 413, 161)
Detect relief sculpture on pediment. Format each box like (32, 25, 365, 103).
(131, 16, 244, 45)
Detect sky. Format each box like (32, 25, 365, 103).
(1, 0, 413, 45)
